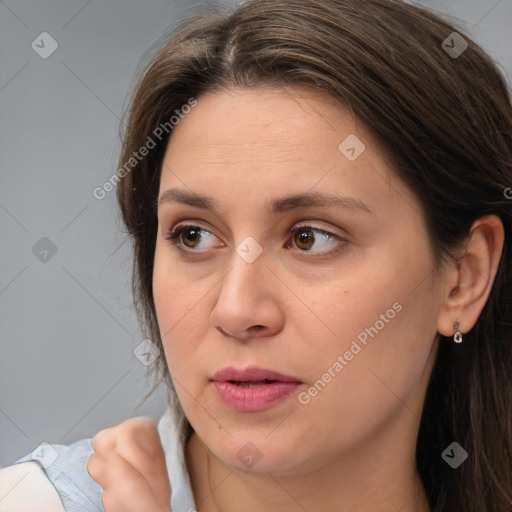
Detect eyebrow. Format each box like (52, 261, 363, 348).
(156, 188, 373, 215)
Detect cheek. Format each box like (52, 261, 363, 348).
(154, 288, 210, 404)
(152, 220, 439, 402)
(152, 246, 205, 371)
(300, 238, 438, 391)
(153, 288, 205, 368)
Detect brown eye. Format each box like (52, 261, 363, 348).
(164, 222, 346, 257)
(164, 225, 217, 250)
(293, 229, 316, 250)
(179, 226, 203, 247)
(288, 225, 343, 254)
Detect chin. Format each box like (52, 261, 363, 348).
(211, 432, 313, 476)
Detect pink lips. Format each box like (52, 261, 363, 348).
(211, 366, 303, 412)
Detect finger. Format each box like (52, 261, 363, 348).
(103, 488, 170, 512)
(90, 446, 163, 508)
(88, 428, 118, 487)
(88, 419, 171, 510)
(117, 417, 160, 456)
(90, 425, 118, 455)
(87, 452, 110, 488)
(99, 459, 169, 512)
(115, 418, 171, 506)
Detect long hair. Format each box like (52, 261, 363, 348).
(116, 1, 512, 510)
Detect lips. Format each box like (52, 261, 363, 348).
(211, 366, 303, 412)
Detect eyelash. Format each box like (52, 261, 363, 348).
(163, 222, 347, 257)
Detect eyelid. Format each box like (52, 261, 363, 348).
(290, 221, 346, 239)
(163, 220, 348, 256)
(163, 221, 223, 247)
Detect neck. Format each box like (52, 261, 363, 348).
(185, 420, 431, 512)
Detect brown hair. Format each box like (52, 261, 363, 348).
(116, 0, 512, 510)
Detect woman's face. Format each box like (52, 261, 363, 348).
(153, 85, 445, 476)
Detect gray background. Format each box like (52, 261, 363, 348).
(1, 0, 511, 467)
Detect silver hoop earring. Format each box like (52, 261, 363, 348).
(453, 320, 463, 343)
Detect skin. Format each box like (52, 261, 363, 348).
(145, 84, 502, 512)
(88, 418, 171, 512)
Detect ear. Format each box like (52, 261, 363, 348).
(437, 215, 504, 338)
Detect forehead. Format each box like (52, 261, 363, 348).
(164, 85, 363, 162)
(158, 85, 420, 223)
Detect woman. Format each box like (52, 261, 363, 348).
(1, 0, 511, 510)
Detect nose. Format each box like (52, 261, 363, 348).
(209, 251, 285, 342)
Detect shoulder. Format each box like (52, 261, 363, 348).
(1, 439, 104, 512)
(0, 461, 66, 511)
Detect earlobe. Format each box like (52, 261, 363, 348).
(437, 215, 504, 339)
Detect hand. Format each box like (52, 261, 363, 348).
(87, 417, 171, 512)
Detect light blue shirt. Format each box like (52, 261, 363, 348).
(8, 405, 196, 512)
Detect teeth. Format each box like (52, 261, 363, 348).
(234, 380, 274, 387)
